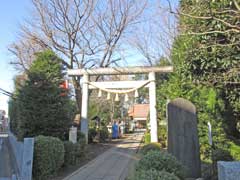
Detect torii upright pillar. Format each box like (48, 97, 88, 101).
(81, 74, 89, 143)
(149, 72, 158, 142)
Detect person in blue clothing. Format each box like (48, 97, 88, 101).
(112, 121, 119, 139)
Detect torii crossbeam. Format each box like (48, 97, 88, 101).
(68, 66, 173, 143)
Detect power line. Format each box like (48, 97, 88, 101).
(0, 88, 13, 98)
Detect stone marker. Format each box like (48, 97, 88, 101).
(69, 127, 77, 144)
(167, 98, 201, 178)
(218, 161, 240, 180)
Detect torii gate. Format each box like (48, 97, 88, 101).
(68, 66, 173, 143)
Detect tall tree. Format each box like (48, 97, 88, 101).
(156, 0, 240, 166)
(176, 0, 240, 136)
(13, 50, 74, 140)
(9, 0, 147, 114)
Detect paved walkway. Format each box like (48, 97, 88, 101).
(63, 131, 144, 180)
(0, 137, 12, 179)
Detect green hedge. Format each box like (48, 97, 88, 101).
(158, 125, 167, 148)
(140, 143, 161, 155)
(136, 151, 186, 179)
(88, 128, 97, 143)
(77, 130, 86, 144)
(229, 142, 240, 160)
(144, 132, 151, 143)
(33, 136, 64, 180)
(132, 170, 180, 180)
(64, 141, 85, 166)
(99, 127, 109, 142)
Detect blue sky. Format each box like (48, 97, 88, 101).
(0, 0, 179, 115)
(0, 0, 31, 113)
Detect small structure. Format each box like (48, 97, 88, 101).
(128, 104, 149, 129)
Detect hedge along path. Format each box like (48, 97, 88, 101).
(63, 131, 144, 180)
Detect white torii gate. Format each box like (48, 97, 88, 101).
(68, 66, 173, 143)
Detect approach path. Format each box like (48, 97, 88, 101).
(63, 130, 144, 180)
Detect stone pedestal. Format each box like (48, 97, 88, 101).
(218, 161, 240, 180)
(69, 127, 77, 144)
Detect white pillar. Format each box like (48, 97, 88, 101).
(81, 74, 89, 143)
(149, 72, 158, 142)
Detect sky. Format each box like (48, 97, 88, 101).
(0, 0, 179, 115)
(0, 0, 31, 114)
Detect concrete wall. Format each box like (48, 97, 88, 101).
(8, 132, 34, 180)
(8, 132, 24, 174)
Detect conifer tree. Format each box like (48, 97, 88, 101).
(16, 50, 73, 140)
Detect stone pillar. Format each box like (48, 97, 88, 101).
(21, 138, 34, 180)
(81, 74, 89, 143)
(167, 98, 201, 178)
(69, 126, 77, 144)
(148, 72, 158, 143)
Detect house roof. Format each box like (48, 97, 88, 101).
(128, 104, 149, 119)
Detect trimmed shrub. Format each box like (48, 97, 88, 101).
(140, 143, 161, 155)
(158, 125, 167, 148)
(33, 135, 64, 180)
(77, 130, 86, 144)
(88, 128, 97, 143)
(212, 148, 233, 162)
(229, 142, 240, 160)
(136, 151, 186, 179)
(144, 132, 151, 143)
(64, 141, 85, 166)
(64, 141, 76, 165)
(133, 170, 180, 180)
(99, 127, 109, 142)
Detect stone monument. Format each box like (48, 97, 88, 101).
(218, 161, 240, 180)
(69, 126, 77, 144)
(167, 98, 201, 178)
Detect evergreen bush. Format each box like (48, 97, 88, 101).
(140, 143, 161, 155)
(64, 141, 85, 166)
(99, 126, 109, 142)
(136, 151, 186, 179)
(77, 130, 86, 144)
(229, 142, 240, 161)
(133, 170, 180, 180)
(144, 132, 151, 143)
(158, 125, 167, 148)
(33, 136, 64, 180)
(88, 128, 97, 143)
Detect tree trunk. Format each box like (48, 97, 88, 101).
(72, 77, 82, 125)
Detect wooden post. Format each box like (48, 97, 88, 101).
(81, 74, 89, 143)
(149, 72, 158, 142)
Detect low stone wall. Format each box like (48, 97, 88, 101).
(8, 132, 34, 180)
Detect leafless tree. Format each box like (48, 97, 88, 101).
(130, 1, 178, 66)
(9, 0, 147, 113)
